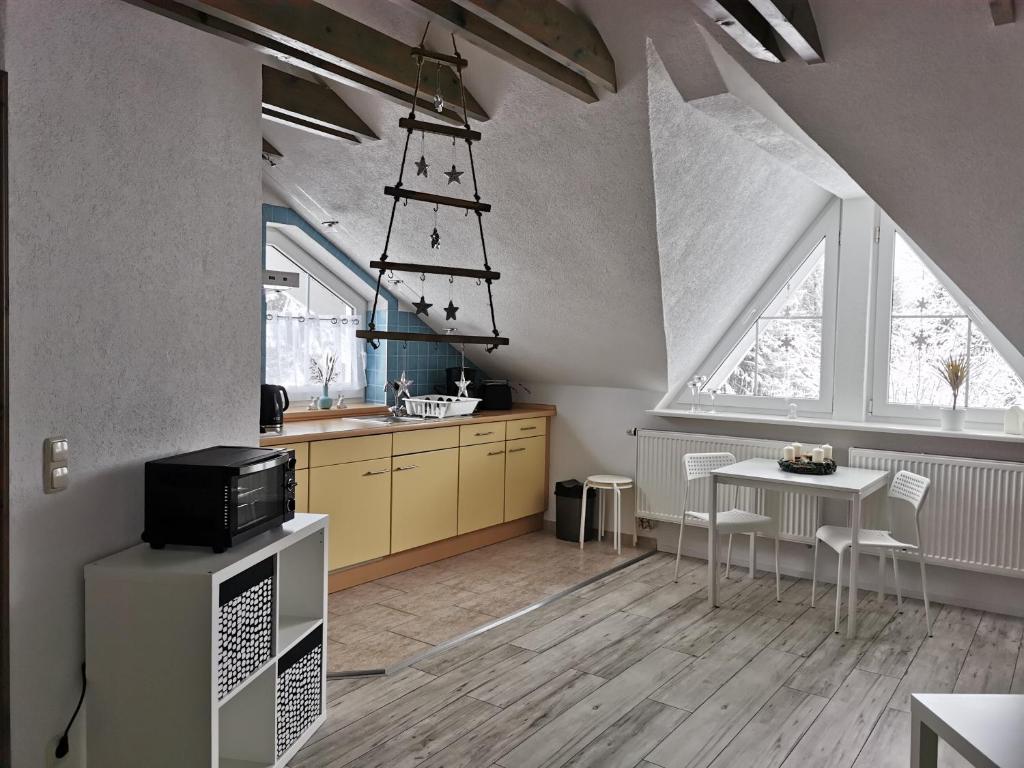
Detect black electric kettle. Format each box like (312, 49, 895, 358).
(260, 384, 289, 433)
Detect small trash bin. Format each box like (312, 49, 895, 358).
(554, 479, 597, 542)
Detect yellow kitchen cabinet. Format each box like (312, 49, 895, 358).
(458, 443, 505, 534)
(309, 457, 392, 570)
(293, 468, 309, 514)
(504, 435, 547, 521)
(391, 448, 458, 552)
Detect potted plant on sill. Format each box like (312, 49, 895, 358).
(933, 352, 969, 431)
(310, 352, 339, 410)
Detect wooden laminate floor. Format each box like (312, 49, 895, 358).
(298, 552, 1024, 768)
(325, 531, 648, 671)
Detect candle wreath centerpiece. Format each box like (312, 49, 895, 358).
(778, 442, 837, 475)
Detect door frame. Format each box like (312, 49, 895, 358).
(1, 68, 11, 767)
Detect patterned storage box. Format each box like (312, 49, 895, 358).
(217, 557, 274, 699)
(276, 625, 323, 758)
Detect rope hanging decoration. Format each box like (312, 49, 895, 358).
(357, 27, 508, 353)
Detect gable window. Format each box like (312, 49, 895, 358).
(264, 244, 366, 402)
(871, 218, 1024, 422)
(699, 200, 840, 414)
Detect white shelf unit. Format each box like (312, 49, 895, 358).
(85, 514, 327, 768)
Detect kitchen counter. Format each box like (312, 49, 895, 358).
(259, 403, 556, 446)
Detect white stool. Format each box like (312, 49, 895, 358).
(579, 475, 633, 554)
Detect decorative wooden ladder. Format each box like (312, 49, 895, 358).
(356, 35, 508, 351)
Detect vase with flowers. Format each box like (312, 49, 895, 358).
(933, 352, 968, 431)
(310, 352, 340, 410)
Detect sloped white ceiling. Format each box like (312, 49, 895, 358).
(647, 41, 832, 390)
(709, 0, 1024, 356)
(262, 0, 843, 390)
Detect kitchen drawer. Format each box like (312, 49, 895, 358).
(278, 442, 309, 470)
(459, 422, 506, 446)
(393, 426, 459, 456)
(310, 434, 392, 468)
(506, 417, 546, 439)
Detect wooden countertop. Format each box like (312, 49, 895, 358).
(259, 403, 555, 446)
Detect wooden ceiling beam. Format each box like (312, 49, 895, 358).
(398, 0, 597, 103)
(121, 0, 477, 125)
(449, 0, 616, 92)
(261, 107, 360, 143)
(174, 0, 488, 121)
(747, 0, 823, 63)
(989, 0, 1015, 25)
(262, 66, 377, 141)
(691, 0, 783, 63)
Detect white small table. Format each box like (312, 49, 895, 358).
(912, 694, 1024, 768)
(710, 458, 889, 638)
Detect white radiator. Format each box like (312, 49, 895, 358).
(849, 448, 1024, 578)
(635, 429, 819, 543)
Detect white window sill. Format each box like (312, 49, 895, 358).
(647, 408, 1024, 443)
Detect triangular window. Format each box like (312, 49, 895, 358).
(885, 233, 1024, 409)
(721, 238, 826, 399)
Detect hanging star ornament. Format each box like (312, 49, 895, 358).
(414, 295, 432, 316)
(912, 330, 931, 350)
(393, 371, 414, 400)
(455, 369, 471, 397)
(415, 155, 429, 177)
(444, 300, 459, 320)
(430, 227, 441, 249)
(779, 334, 796, 351)
(444, 165, 463, 185)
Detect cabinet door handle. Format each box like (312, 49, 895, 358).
(487, 450, 505, 456)
(393, 464, 418, 472)
(474, 431, 494, 437)
(363, 469, 391, 476)
(508, 447, 526, 453)
(518, 426, 537, 431)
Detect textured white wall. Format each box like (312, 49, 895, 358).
(4, 1, 261, 764)
(647, 43, 833, 391)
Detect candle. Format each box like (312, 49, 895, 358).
(791, 442, 803, 459)
(783, 445, 796, 461)
(812, 447, 825, 463)
(822, 444, 833, 460)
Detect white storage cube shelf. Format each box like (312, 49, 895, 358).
(85, 514, 328, 768)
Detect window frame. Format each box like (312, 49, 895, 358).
(868, 212, 1024, 425)
(696, 199, 841, 416)
(263, 235, 368, 402)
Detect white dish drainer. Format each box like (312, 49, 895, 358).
(403, 395, 481, 419)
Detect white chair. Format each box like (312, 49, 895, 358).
(681, 452, 781, 598)
(811, 469, 932, 636)
(578, 474, 633, 555)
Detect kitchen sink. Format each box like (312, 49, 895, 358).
(344, 415, 427, 426)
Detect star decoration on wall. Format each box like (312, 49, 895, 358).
(393, 371, 414, 399)
(455, 369, 471, 397)
(415, 155, 429, 177)
(430, 227, 441, 249)
(414, 295, 432, 316)
(444, 300, 459, 320)
(444, 165, 463, 184)
(911, 331, 931, 350)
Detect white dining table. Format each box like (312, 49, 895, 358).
(709, 457, 890, 638)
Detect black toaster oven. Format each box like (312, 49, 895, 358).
(143, 446, 296, 553)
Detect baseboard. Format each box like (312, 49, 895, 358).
(328, 514, 543, 593)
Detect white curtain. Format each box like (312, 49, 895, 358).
(265, 314, 366, 398)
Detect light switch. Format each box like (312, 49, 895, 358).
(49, 466, 70, 492)
(49, 438, 69, 462)
(43, 436, 70, 494)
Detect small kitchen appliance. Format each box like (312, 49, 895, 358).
(260, 383, 289, 434)
(143, 446, 296, 552)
